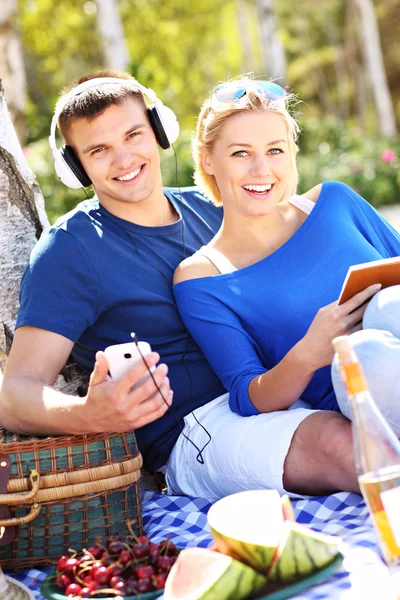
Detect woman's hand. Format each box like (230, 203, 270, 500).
(299, 283, 382, 371)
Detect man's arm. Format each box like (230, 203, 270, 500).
(0, 326, 172, 435)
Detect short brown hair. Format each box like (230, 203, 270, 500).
(193, 78, 300, 206)
(57, 70, 147, 145)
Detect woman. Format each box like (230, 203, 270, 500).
(169, 79, 400, 499)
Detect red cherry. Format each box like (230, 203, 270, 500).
(80, 587, 92, 598)
(137, 565, 155, 579)
(153, 572, 168, 589)
(65, 583, 82, 596)
(57, 555, 69, 572)
(87, 545, 104, 560)
(109, 563, 124, 577)
(110, 575, 124, 587)
(102, 554, 114, 567)
(136, 577, 152, 593)
(108, 540, 125, 554)
(157, 555, 173, 572)
(137, 535, 150, 545)
(125, 576, 138, 594)
(94, 565, 112, 585)
(63, 557, 79, 576)
(119, 548, 132, 564)
(113, 580, 127, 595)
(82, 579, 99, 593)
(55, 574, 71, 589)
(132, 543, 149, 559)
(159, 539, 176, 555)
(89, 561, 103, 579)
(149, 543, 160, 564)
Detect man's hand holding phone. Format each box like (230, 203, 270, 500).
(82, 342, 173, 432)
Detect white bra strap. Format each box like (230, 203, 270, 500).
(289, 194, 315, 215)
(196, 245, 237, 274)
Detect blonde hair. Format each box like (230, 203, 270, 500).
(193, 79, 300, 206)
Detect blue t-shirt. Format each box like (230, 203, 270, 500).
(17, 187, 226, 472)
(174, 182, 400, 416)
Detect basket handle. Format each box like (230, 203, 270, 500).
(0, 503, 41, 527)
(0, 469, 40, 505)
(0, 456, 16, 545)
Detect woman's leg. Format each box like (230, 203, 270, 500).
(363, 284, 400, 336)
(332, 285, 400, 434)
(331, 328, 400, 436)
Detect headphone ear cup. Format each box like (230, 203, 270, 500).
(147, 103, 180, 150)
(53, 148, 84, 189)
(147, 105, 170, 149)
(59, 146, 92, 188)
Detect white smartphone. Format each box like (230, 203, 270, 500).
(104, 341, 153, 381)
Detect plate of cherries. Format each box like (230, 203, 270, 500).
(41, 534, 180, 599)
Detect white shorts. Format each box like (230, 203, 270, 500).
(165, 393, 315, 503)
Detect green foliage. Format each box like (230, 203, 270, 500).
(19, 0, 102, 142)
(297, 115, 400, 207)
(16, 0, 400, 220)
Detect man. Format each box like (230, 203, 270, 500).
(0, 71, 358, 499)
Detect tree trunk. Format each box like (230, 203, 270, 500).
(354, 0, 397, 137)
(94, 0, 130, 72)
(325, 22, 350, 120)
(0, 0, 27, 142)
(256, 0, 286, 83)
(236, 0, 253, 73)
(0, 82, 88, 395)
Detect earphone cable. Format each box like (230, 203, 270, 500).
(133, 333, 210, 464)
(85, 166, 212, 465)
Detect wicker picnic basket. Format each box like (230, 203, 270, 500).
(0, 426, 143, 570)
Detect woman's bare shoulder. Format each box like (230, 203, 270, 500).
(304, 183, 323, 202)
(173, 253, 220, 285)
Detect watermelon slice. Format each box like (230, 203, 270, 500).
(281, 494, 295, 521)
(207, 489, 340, 580)
(163, 547, 266, 600)
(207, 490, 287, 572)
(267, 521, 340, 583)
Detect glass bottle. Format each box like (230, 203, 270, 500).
(333, 335, 400, 574)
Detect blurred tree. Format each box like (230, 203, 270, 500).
(236, 0, 254, 72)
(0, 0, 27, 142)
(256, 0, 286, 82)
(94, 0, 129, 71)
(354, 0, 397, 137)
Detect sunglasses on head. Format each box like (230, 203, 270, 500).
(212, 80, 286, 104)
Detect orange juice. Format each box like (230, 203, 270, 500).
(359, 466, 400, 567)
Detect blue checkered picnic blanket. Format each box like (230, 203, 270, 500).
(6, 490, 395, 599)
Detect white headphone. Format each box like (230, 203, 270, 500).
(48, 77, 180, 189)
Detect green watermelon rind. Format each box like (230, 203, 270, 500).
(164, 548, 266, 600)
(209, 527, 276, 573)
(267, 521, 341, 584)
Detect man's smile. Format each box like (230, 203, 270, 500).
(113, 164, 144, 183)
